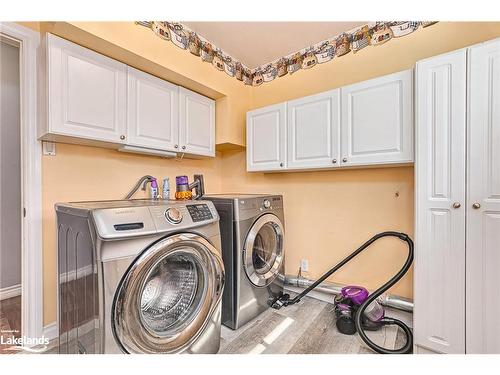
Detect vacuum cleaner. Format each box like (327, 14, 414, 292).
(271, 231, 414, 354)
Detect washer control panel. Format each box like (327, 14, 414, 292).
(187, 203, 214, 222)
(149, 200, 218, 232)
(165, 207, 183, 224)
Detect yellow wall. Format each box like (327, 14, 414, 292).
(223, 22, 500, 301)
(27, 21, 500, 325)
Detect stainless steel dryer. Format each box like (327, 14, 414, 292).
(204, 194, 285, 329)
(56, 199, 224, 354)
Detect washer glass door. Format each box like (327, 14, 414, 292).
(112, 233, 224, 353)
(244, 214, 284, 287)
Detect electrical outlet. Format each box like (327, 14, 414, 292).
(300, 259, 309, 272)
(42, 141, 56, 156)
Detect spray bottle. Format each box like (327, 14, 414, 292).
(150, 178, 159, 199)
(162, 177, 170, 200)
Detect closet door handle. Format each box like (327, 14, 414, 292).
(452, 202, 461, 209)
(472, 203, 481, 209)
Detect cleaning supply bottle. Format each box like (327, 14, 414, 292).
(162, 177, 170, 200)
(150, 178, 159, 199)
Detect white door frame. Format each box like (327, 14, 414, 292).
(0, 22, 43, 340)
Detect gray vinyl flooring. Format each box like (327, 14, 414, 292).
(219, 294, 411, 354)
(18, 294, 411, 355)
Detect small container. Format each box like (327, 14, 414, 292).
(150, 179, 159, 200)
(175, 175, 192, 200)
(162, 177, 170, 200)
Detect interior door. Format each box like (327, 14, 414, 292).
(127, 66, 179, 151)
(287, 89, 340, 169)
(414, 50, 467, 354)
(466, 38, 500, 354)
(243, 214, 284, 287)
(47, 33, 127, 143)
(341, 69, 413, 166)
(112, 233, 223, 353)
(179, 87, 215, 157)
(246, 103, 287, 172)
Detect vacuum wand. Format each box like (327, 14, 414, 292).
(272, 231, 414, 354)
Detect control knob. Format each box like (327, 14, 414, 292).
(263, 199, 271, 209)
(165, 208, 183, 224)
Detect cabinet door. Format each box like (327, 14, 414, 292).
(47, 34, 127, 143)
(246, 103, 286, 172)
(341, 70, 413, 166)
(414, 50, 467, 354)
(179, 87, 215, 157)
(287, 90, 340, 169)
(126, 67, 179, 151)
(466, 38, 500, 354)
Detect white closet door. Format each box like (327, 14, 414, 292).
(246, 103, 286, 172)
(341, 70, 413, 166)
(414, 50, 467, 354)
(466, 38, 500, 354)
(126, 67, 179, 151)
(287, 89, 340, 169)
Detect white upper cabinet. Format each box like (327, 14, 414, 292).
(247, 103, 286, 172)
(179, 87, 215, 157)
(414, 50, 467, 354)
(287, 89, 340, 169)
(41, 34, 215, 158)
(126, 67, 179, 151)
(341, 69, 413, 166)
(466, 38, 500, 354)
(246, 70, 414, 172)
(46, 33, 127, 143)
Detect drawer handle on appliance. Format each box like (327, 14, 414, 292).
(114, 222, 144, 231)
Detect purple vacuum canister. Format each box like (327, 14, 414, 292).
(341, 286, 369, 305)
(341, 285, 385, 322)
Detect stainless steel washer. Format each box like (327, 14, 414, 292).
(56, 199, 224, 354)
(204, 194, 285, 329)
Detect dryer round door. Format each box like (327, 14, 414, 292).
(243, 214, 284, 287)
(112, 233, 224, 354)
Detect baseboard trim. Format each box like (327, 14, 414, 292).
(0, 284, 21, 301)
(42, 322, 58, 341)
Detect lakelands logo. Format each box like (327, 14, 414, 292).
(1, 331, 50, 353)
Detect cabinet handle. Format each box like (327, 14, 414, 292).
(342, 157, 348, 163)
(182, 145, 186, 150)
(452, 202, 461, 209)
(280, 162, 284, 167)
(472, 203, 481, 209)
(332, 159, 337, 164)
(174, 144, 179, 149)
(120, 135, 126, 140)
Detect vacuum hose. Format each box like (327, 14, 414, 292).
(352, 231, 414, 354)
(273, 231, 414, 354)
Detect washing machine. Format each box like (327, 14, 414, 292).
(56, 199, 224, 354)
(204, 194, 285, 329)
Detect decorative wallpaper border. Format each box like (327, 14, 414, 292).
(136, 21, 438, 86)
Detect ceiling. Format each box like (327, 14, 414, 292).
(182, 22, 366, 68)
